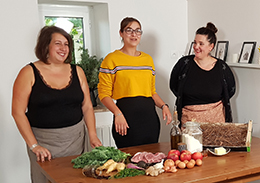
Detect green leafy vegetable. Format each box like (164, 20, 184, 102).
(112, 168, 145, 179)
(71, 146, 131, 168)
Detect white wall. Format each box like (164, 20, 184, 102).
(187, 0, 260, 138)
(1, 0, 187, 183)
(0, 0, 40, 182)
(92, 3, 111, 58)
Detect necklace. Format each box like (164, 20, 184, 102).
(194, 57, 217, 70)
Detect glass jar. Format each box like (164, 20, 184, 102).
(170, 107, 182, 149)
(182, 122, 203, 153)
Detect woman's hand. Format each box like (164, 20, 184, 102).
(115, 114, 129, 136)
(151, 94, 172, 125)
(162, 106, 172, 125)
(89, 135, 102, 148)
(99, 97, 129, 136)
(32, 145, 52, 162)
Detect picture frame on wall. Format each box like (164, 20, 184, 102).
(188, 42, 194, 55)
(238, 42, 256, 63)
(215, 41, 229, 62)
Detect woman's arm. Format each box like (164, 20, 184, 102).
(224, 63, 236, 98)
(100, 97, 129, 136)
(77, 66, 102, 148)
(12, 65, 51, 162)
(97, 56, 129, 136)
(169, 57, 186, 97)
(152, 93, 172, 125)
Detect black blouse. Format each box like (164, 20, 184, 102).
(169, 55, 236, 125)
(182, 59, 223, 106)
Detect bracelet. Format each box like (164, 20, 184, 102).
(30, 143, 38, 151)
(115, 113, 122, 117)
(161, 104, 169, 109)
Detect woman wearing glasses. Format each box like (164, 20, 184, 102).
(98, 17, 172, 148)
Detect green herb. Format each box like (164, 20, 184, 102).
(112, 168, 145, 179)
(71, 146, 131, 168)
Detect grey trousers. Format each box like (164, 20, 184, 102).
(27, 120, 86, 183)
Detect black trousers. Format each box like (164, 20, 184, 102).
(112, 96, 160, 148)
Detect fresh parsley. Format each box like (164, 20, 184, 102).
(112, 168, 145, 179)
(71, 146, 131, 168)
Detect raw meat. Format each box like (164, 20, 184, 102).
(131, 152, 166, 164)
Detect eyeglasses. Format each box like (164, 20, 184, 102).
(124, 28, 143, 35)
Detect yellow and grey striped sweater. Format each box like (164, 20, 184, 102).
(98, 50, 157, 100)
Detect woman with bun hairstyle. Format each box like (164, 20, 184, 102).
(169, 22, 235, 126)
(98, 17, 172, 148)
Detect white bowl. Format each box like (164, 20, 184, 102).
(207, 147, 231, 156)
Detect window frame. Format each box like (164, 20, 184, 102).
(38, 4, 94, 55)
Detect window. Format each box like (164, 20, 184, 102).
(38, 3, 111, 60)
(38, 4, 92, 63)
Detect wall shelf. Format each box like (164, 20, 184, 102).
(227, 62, 260, 69)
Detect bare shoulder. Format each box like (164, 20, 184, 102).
(15, 63, 34, 86)
(18, 64, 34, 78)
(76, 65, 85, 78)
(76, 65, 84, 73)
(75, 65, 87, 83)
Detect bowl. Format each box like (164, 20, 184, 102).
(207, 147, 231, 156)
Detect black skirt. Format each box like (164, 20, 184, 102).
(112, 96, 160, 148)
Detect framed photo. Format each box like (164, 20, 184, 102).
(188, 42, 195, 55)
(215, 41, 229, 62)
(238, 42, 256, 63)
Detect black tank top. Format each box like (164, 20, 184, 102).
(26, 63, 84, 128)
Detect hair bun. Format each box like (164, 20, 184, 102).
(206, 22, 218, 33)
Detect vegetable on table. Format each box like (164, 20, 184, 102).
(196, 159, 203, 166)
(126, 163, 144, 170)
(145, 161, 165, 176)
(97, 159, 115, 171)
(96, 159, 126, 173)
(116, 163, 126, 172)
(71, 146, 131, 168)
(112, 168, 145, 179)
(163, 159, 177, 173)
(106, 162, 118, 173)
(177, 162, 186, 169)
(145, 166, 164, 177)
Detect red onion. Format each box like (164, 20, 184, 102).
(126, 163, 144, 170)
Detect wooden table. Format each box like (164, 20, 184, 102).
(37, 137, 260, 183)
